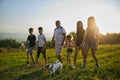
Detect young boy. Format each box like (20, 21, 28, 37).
(35, 27, 47, 67)
(66, 35, 74, 65)
(26, 28, 36, 65)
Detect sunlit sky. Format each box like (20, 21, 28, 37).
(0, 0, 120, 37)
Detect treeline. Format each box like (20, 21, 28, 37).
(0, 39, 53, 49)
(0, 39, 21, 49)
(69, 32, 120, 44)
(0, 33, 120, 49)
(99, 33, 120, 44)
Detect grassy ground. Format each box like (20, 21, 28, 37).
(0, 44, 120, 80)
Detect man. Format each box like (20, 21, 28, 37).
(51, 20, 66, 63)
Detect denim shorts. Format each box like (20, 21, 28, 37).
(28, 47, 34, 55)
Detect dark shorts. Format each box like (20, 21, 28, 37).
(36, 47, 46, 58)
(67, 48, 73, 54)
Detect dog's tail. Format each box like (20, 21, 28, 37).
(56, 60, 61, 63)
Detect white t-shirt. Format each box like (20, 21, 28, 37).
(38, 34, 46, 47)
(54, 26, 66, 45)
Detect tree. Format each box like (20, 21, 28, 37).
(0, 39, 20, 49)
(68, 32, 120, 45)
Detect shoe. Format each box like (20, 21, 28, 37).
(96, 64, 100, 68)
(71, 64, 75, 69)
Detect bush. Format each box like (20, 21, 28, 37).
(0, 39, 20, 49)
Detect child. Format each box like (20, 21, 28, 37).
(26, 28, 36, 65)
(83, 16, 100, 70)
(35, 27, 47, 67)
(66, 35, 74, 65)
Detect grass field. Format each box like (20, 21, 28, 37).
(0, 44, 120, 80)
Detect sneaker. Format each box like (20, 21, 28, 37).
(96, 64, 100, 68)
(71, 64, 76, 69)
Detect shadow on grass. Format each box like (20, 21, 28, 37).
(16, 68, 49, 80)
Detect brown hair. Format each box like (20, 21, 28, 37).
(76, 21, 83, 33)
(38, 27, 43, 30)
(29, 28, 33, 32)
(67, 35, 72, 39)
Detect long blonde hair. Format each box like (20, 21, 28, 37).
(87, 16, 96, 28)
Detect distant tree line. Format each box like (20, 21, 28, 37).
(0, 39, 53, 49)
(0, 33, 120, 49)
(99, 33, 120, 44)
(69, 32, 120, 45)
(0, 39, 21, 49)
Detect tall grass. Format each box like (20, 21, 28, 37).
(0, 44, 120, 80)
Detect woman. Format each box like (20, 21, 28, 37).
(72, 21, 85, 68)
(83, 16, 100, 70)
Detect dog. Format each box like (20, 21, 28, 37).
(45, 60, 63, 75)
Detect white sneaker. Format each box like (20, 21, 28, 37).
(71, 64, 75, 69)
(95, 64, 100, 68)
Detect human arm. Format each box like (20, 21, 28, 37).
(61, 33, 66, 46)
(96, 27, 100, 47)
(80, 29, 86, 48)
(43, 38, 46, 49)
(26, 36, 29, 49)
(25, 40, 29, 51)
(51, 34, 55, 45)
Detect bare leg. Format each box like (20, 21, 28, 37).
(58, 54, 62, 63)
(67, 54, 69, 64)
(35, 57, 39, 67)
(83, 47, 89, 69)
(44, 57, 47, 66)
(69, 54, 71, 65)
(74, 46, 79, 66)
(30, 54, 35, 64)
(81, 47, 84, 57)
(27, 52, 30, 62)
(91, 48, 98, 65)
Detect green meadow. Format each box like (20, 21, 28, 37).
(0, 45, 120, 80)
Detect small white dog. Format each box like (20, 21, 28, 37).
(45, 60, 63, 75)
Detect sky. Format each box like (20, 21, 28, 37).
(0, 0, 120, 38)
